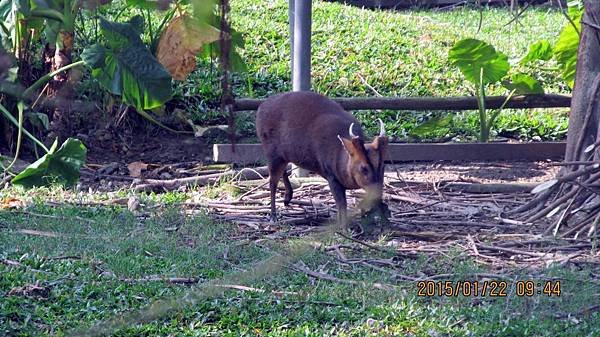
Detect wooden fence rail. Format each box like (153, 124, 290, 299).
(214, 142, 567, 164)
(233, 94, 571, 112)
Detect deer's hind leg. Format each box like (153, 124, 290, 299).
(282, 168, 293, 206)
(267, 157, 288, 222)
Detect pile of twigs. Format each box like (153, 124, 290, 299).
(178, 168, 599, 270)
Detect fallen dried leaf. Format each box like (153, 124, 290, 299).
(1, 197, 25, 209)
(8, 283, 50, 299)
(127, 161, 149, 178)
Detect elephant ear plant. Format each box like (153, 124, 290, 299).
(0, 46, 87, 188)
(449, 38, 544, 142)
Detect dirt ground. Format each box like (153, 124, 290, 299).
(7, 129, 598, 276)
(80, 128, 560, 190)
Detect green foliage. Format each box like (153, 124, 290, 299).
(82, 16, 173, 111)
(448, 38, 546, 142)
(410, 115, 453, 138)
(448, 38, 509, 85)
(554, 4, 582, 89)
(502, 73, 545, 94)
(520, 40, 553, 64)
(11, 138, 87, 187)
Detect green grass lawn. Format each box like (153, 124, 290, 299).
(172, 1, 570, 141)
(1, 188, 598, 336)
(230, 1, 567, 98)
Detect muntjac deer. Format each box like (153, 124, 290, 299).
(256, 91, 389, 227)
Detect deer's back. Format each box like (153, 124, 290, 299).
(256, 91, 362, 173)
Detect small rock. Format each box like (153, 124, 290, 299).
(127, 196, 140, 212)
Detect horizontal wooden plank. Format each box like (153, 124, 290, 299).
(233, 94, 571, 112)
(385, 142, 566, 161)
(213, 142, 566, 165)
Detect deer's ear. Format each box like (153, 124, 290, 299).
(338, 135, 359, 157)
(371, 136, 389, 152)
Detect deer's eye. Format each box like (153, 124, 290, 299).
(360, 166, 369, 175)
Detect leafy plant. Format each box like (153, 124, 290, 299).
(449, 38, 544, 142)
(521, 1, 582, 89)
(0, 90, 88, 188)
(82, 15, 173, 111)
(10, 137, 86, 187)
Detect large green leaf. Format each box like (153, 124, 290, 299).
(187, 0, 216, 24)
(99, 16, 144, 49)
(11, 138, 87, 188)
(554, 5, 582, 89)
(125, 0, 159, 10)
(520, 40, 553, 64)
(448, 38, 509, 85)
(502, 73, 544, 94)
(410, 115, 453, 137)
(82, 16, 172, 110)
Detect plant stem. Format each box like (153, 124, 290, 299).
(22, 60, 85, 99)
(477, 67, 488, 142)
(3, 102, 25, 173)
(0, 103, 49, 152)
(488, 89, 517, 129)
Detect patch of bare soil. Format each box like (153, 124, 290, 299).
(78, 129, 217, 189)
(390, 161, 560, 184)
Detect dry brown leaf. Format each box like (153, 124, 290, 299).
(127, 161, 149, 178)
(8, 283, 50, 299)
(1, 197, 25, 209)
(156, 15, 221, 81)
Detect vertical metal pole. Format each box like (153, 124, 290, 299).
(292, 0, 312, 92)
(289, 0, 295, 84)
(291, 0, 312, 177)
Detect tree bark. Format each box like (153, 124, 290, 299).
(564, 1, 600, 163)
(511, 1, 600, 237)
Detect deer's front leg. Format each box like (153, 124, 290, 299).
(327, 178, 348, 229)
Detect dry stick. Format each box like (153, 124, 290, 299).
(235, 180, 269, 201)
(415, 273, 511, 281)
(588, 213, 600, 237)
(573, 73, 600, 165)
(402, 220, 505, 229)
(12, 210, 96, 223)
(1, 258, 49, 274)
(80, 170, 137, 181)
(506, 188, 553, 216)
(512, 159, 600, 220)
(120, 276, 200, 284)
(475, 244, 547, 257)
(560, 211, 598, 238)
(525, 187, 579, 223)
(134, 167, 269, 192)
(555, 304, 600, 319)
(383, 192, 428, 205)
(547, 187, 582, 236)
(336, 231, 389, 253)
(441, 182, 538, 194)
(291, 264, 396, 291)
(550, 161, 600, 166)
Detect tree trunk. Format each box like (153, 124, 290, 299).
(564, 1, 600, 164)
(510, 1, 600, 238)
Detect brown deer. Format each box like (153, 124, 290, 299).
(256, 91, 389, 227)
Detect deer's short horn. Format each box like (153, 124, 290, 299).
(378, 118, 385, 137)
(349, 123, 357, 138)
